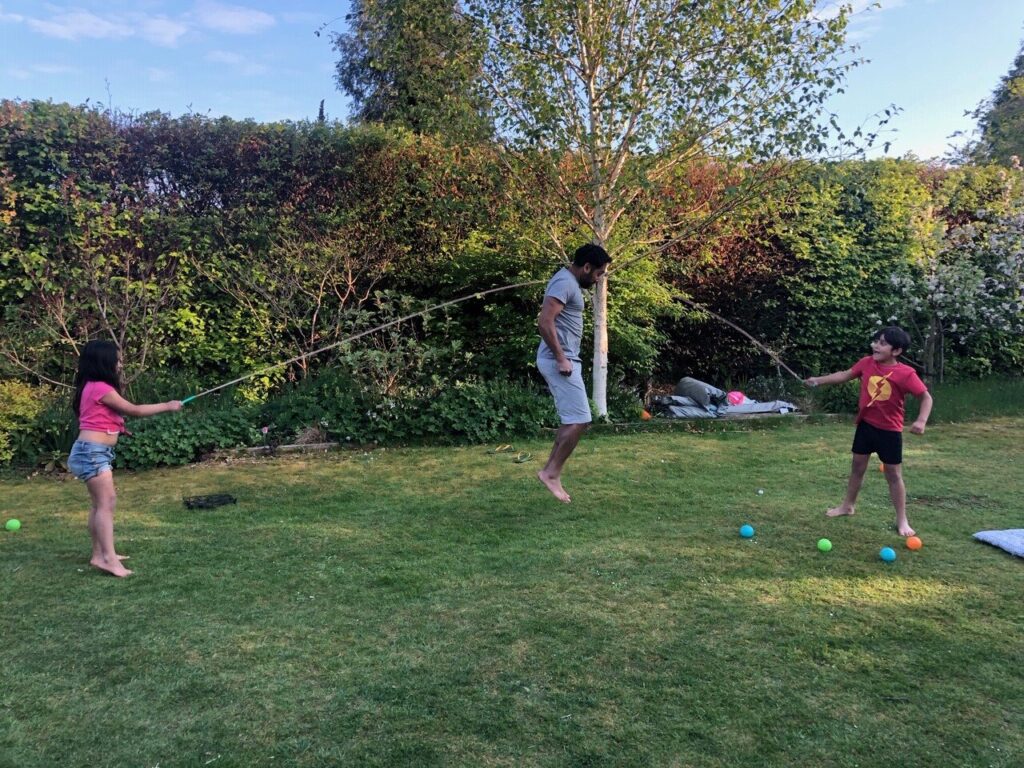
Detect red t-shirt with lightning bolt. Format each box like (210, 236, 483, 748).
(851, 356, 927, 432)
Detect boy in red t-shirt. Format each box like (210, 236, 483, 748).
(805, 326, 933, 537)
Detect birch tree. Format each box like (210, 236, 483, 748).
(467, 0, 870, 414)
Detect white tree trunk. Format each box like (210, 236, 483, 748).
(591, 273, 609, 418)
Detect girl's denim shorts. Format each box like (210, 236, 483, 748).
(67, 440, 116, 482)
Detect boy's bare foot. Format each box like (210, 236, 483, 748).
(897, 523, 916, 537)
(537, 470, 571, 503)
(90, 557, 133, 577)
(826, 505, 855, 518)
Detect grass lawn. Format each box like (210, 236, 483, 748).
(1, 417, 1022, 767)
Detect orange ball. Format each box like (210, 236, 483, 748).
(641, 410, 652, 421)
(906, 536, 923, 551)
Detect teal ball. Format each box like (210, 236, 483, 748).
(880, 547, 897, 562)
(739, 524, 755, 538)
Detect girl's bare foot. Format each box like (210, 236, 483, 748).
(826, 505, 855, 518)
(90, 557, 133, 577)
(537, 470, 571, 503)
(92, 552, 130, 561)
(897, 522, 916, 537)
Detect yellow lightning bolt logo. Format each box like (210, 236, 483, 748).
(866, 371, 895, 407)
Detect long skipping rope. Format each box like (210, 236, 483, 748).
(33, 277, 808, 398)
(674, 295, 808, 384)
(179, 278, 546, 404)
(178, 283, 808, 405)
(674, 295, 929, 381)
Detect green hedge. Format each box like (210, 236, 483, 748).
(259, 372, 560, 447)
(116, 408, 262, 469)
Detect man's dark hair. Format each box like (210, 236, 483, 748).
(873, 326, 911, 354)
(572, 243, 611, 269)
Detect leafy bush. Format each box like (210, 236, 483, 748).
(19, 399, 78, 468)
(261, 370, 555, 447)
(116, 408, 260, 469)
(605, 380, 645, 422)
(909, 376, 1024, 422)
(0, 381, 54, 464)
(258, 368, 368, 444)
(741, 375, 808, 404)
(808, 380, 860, 414)
(416, 378, 554, 444)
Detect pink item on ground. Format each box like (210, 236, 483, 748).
(727, 391, 745, 406)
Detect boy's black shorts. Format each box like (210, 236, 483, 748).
(852, 420, 902, 465)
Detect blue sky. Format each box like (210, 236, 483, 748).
(1, 1, 1022, 160)
(0, 1, 348, 124)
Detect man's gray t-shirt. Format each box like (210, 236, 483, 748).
(537, 267, 585, 362)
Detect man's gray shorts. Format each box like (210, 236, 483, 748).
(537, 356, 592, 425)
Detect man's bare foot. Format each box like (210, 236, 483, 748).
(897, 522, 916, 537)
(537, 470, 571, 503)
(90, 557, 133, 577)
(826, 505, 855, 518)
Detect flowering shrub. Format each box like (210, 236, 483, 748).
(887, 206, 1024, 379)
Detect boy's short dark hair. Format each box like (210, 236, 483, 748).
(572, 243, 611, 269)
(873, 326, 911, 353)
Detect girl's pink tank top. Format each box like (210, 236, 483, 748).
(79, 381, 125, 434)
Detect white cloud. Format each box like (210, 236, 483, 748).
(4, 62, 79, 80)
(813, 0, 906, 47)
(205, 49, 243, 65)
(140, 17, 189, 47)
(281, 11, 327, 25)
(33, 63, 78, 75)
(207, 50, 243, 64)
(26, 10, 132, 41)
(0, 3, 24, 23)
(147, 67, 174, 83)
(195, 2, 274, 35)
(815, 0, 905, 22)
(6, 7, 188, 47)
(206, 49, 267, 76)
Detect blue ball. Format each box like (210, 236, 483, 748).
(739, 524, 755, 538)
(880, 547, 897, 562)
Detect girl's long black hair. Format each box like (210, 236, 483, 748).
(72, 340, 122, 416)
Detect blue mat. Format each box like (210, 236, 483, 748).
(973, 529, 1024, 558)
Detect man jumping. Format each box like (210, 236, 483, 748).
(535, 243, 611, 503)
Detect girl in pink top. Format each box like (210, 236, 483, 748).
(68, 341, 182, 577)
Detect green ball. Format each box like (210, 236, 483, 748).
(5, 518, 21, 532)
(817, 538, 832, 552)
